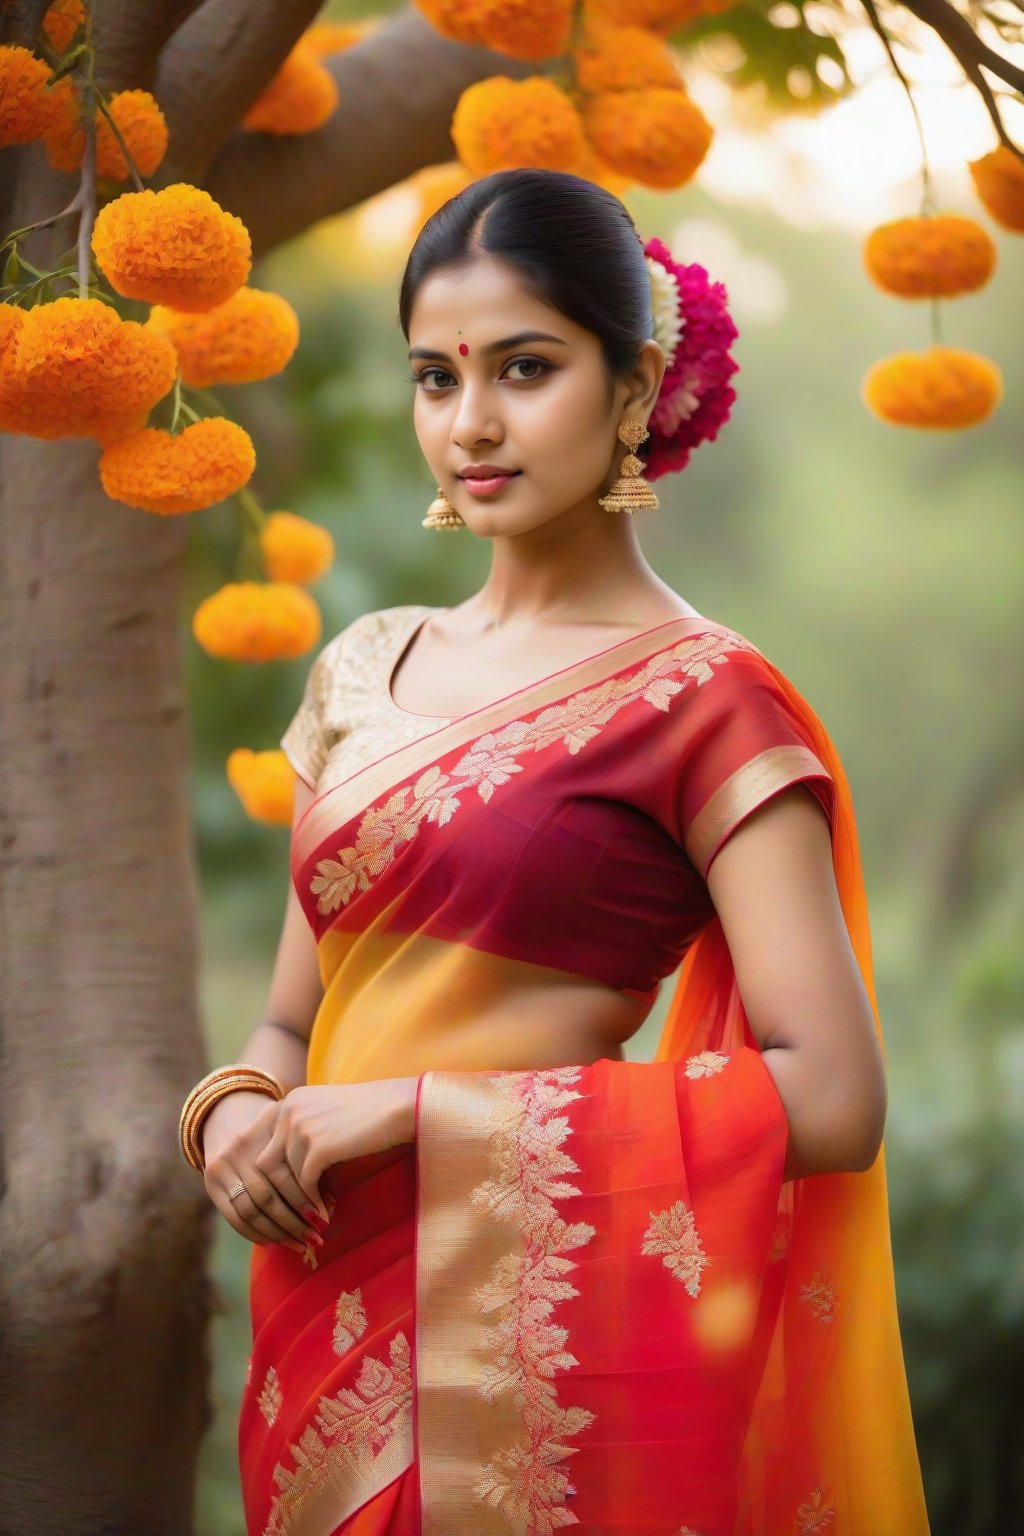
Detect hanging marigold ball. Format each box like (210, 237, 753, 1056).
(42, 0, 85, 52)
(575, 24, 683, 94)
(227, 748, 294, 826)
(44, 83, 169, 180)
(146, 287, 300, 387)
(240, 42, 339, 135)
(192, 582, 322, 661)
(967, 144, 1024, 234)
(0, 43, 59, 146)
(259, 511, 335, 585)
(861, 346, 1003, 429)
(0, 296, 176, 440)
(582, 88, 713, 189)
(452, 76, 586, 176)
(863, 214, 996, 298)
(416, 0, 572, 59)
(98, 417, 256, 512)
(574, 138, 633, 197)
(92, 184, 252, 312)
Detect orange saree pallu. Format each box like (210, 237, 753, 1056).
(239, 607, 930, 1535)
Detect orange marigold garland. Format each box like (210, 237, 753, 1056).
(0, 297, 176, 440)
(259, 511, 335, 585)
(240, 41, 339, 135)
(0, 43, 59, 146)
(98, 418, 256, 513)
(146, 288, 300, 388)
(192, 582, 322, 661)
(416, 0, 573, 59)
(861, 346, 1003, 428)
(967, 144, 1024, 234)
(582, 87, 713, 189)
(227, 748, 294, 826)
(44, 83, 169, 180)
(92, 184, 252, 311)
(863, 214, 996, 299)
(452, 76, 586, 176)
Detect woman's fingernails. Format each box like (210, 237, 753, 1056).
(305, 1228, 325, 1247)
(302, 1206, 319, 1223)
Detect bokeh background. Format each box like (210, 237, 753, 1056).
(190, 9, 1024, 1530)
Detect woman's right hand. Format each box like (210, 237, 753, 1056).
(201, 1090, 324, 1255)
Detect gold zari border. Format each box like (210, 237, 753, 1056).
(686, 743, 832, 877)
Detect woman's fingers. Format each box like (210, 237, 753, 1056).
(257, 1152, 327, 1230)
(242, 1165, 319, 1245)
(206, 1159, 309, 1252)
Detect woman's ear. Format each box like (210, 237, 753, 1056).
(620, 338, 667, 419)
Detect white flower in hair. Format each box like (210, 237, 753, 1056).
(646, 254, 684, 364)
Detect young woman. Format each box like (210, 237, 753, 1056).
(182, 169, 930, 1535)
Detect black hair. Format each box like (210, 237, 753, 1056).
(397, 168, 654, 419)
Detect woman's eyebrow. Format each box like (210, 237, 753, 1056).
(408, 329, 569, 362)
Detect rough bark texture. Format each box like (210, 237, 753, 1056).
(0, 3, 528, 1530)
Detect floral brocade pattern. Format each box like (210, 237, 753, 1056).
(309, 628, 756, 915)
(262, 1331, 413, 1536)
(469, 1066, 598, 1532)
(641, 1199, 708, 1297)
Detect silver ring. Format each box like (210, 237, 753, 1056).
(227, 1180, 247, 1201)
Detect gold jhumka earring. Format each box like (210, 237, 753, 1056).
(422, 485, 466, 530)
(598, 417, 659, 514)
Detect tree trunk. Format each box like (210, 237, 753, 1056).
(0, 3, 528, 1529)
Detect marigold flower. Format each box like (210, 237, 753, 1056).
(92, 185, 251, 312)
(968, 144, 1024, 234)
(585, 0, 735, 29)
(259, 511, 335, 585)
(98, 417, 256, 513)
(861, 346, 1003, 429)
(42, 0, 85, 52)
(192, 581, 322, 662)
(147, 287, 299, 388)
(863, 214, 996, 299)
(452, 76, 586, 176)
(302, 18, 379, 55)
(0, 44, 58, 146)
(240, 42, 339, 135)
(0, 296, 176, 440)
(574, 138, 633, 196)
(575, 24, 682, 94)
(44, 84, 169, 180)
(417, 0, 572, 59)
(227, 748, 294, 826)
(583, 88, 712, 189)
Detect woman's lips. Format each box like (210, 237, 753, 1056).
(459, 471, 521, 496)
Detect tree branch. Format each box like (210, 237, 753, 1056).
(899, 0, 1024, 101)
(152, 0, 331, 188)
(194, 8, 533, 259)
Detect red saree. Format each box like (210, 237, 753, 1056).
(238, 605, 930, 1536)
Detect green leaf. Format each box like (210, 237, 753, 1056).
(3, 248, 21, 286)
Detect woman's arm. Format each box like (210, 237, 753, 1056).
(706, 783, 888, 1180)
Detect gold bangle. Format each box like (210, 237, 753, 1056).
(179, 1069, 283, 1172)
(178, 1063, 285, 1173)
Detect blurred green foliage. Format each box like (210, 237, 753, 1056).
(189, 176, 1023, 1534)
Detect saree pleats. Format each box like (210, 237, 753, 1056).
(238, 613, 930, 1535)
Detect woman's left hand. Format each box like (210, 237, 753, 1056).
(255, 1076, 419, 1219)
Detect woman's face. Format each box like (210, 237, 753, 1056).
(407, 254, 665, 535)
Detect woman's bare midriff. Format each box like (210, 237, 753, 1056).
(437, 974, 654, 1070)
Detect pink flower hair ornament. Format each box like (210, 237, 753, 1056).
(641, 234, 740, 481)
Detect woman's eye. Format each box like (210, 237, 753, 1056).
(409, 357, 551, 391)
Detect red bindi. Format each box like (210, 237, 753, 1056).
(458, 342, 469, 356)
